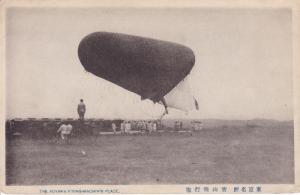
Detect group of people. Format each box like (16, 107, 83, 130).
(117, 120, 158, 134)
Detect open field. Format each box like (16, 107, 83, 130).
(6, 122, 294, 185)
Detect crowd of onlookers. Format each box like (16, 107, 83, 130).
(112, 120, 158, 134)
(6, 118, 202, 143)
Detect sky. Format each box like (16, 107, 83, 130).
(5, 7, 293, 120)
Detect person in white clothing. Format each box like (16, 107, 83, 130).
(146, 121, 152, 134)
(152, 122, 157, 132)
(120, 122, 125, 134)
(57, 123, 73, 142)
(112, 122, 117, 135)
(66, 124, 73, 136)
(125, 121, 131, 133)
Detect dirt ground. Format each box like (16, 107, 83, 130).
(6, 125, 294, 185)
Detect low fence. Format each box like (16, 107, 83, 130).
(5, 118, 206, 139)
(5, 118, 124, 139)
(5, 118, 166, 139)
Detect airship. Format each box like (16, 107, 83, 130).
(78, 32, 198, 115)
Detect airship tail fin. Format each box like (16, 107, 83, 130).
(163, 76, 199, 112)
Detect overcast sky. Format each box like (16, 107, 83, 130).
(5, 7, 293, 120)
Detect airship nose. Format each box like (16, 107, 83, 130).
(78, 34, 94, 72)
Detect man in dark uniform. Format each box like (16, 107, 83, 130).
(77, 99, 86, 121)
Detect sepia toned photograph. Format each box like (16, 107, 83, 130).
(1, 0, 299, 194)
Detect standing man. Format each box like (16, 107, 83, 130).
(77, 99, 86, 121)
(152, 121, 157, 132)
(111, 122, 117, 135)
(120, 121, 125, 134)
(147, 121, 152, 134)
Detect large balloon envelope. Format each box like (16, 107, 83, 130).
(78, 32, 195, 105)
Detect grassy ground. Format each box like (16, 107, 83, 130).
(6, 125, 294, 185)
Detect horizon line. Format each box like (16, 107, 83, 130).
(4, 117, 294, 122)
